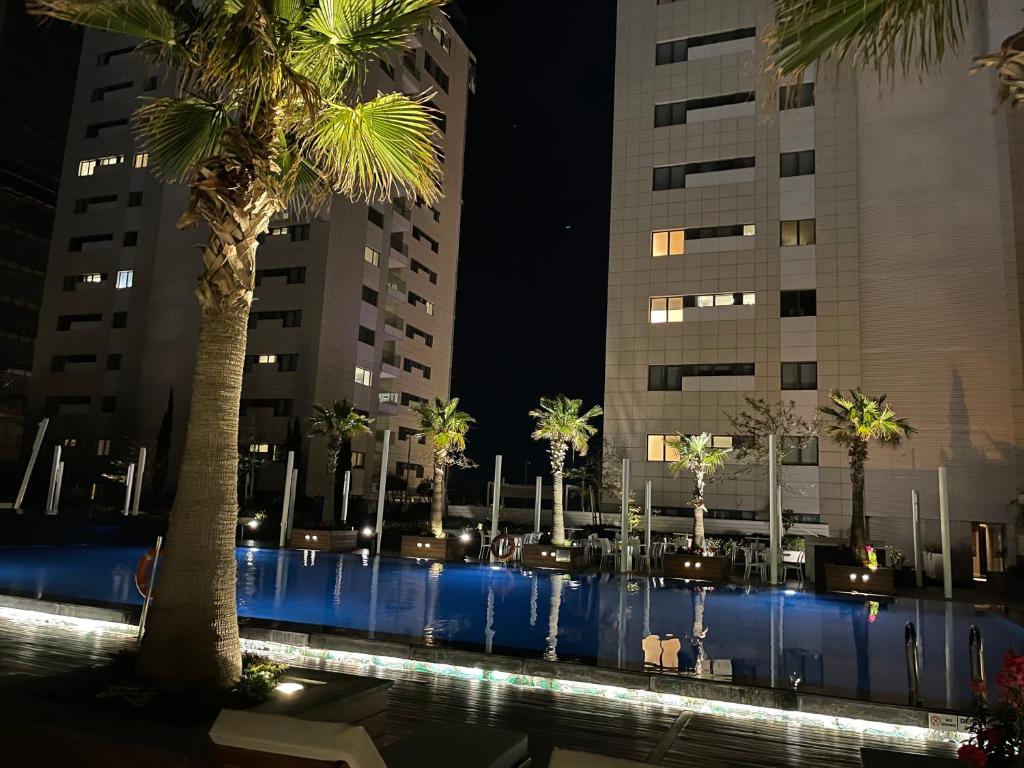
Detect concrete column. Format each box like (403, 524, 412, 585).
(533, 475, 542, 533)
(489, 455, 502, 562)
(53, 462, 64, 513)
(279, 450, 295, 548)
(14, 417, 48, 511)
(619, 458, 630, 573)
(131, 447, 147, 516)
(374, 430, 391, 555)
(911, 490, 923, 588)
(45, 444, 61, 514)
(288, 467, 298, 528)
(644, 480, 652, 556)
(768, 434, 779, 584)
(938, 467, 953, 599)
(122, 463, 135, 516)
(340, 470, 351, 524)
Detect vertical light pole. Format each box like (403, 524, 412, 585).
(279, 450, 294, 548)
(533, 475, 542, 533)
(644, 480, 652, 558)
(45, 444, 61, 514)
(122, 463, 135, 516)
(911, 489, 923, 588)
(619, 458, 630, 573)
(768, 434, 779, 584)
(52, 461, 65, 513)
(131, 447, 147, 516)
(340, 470, 351, 524)
(374, 430, 391, 555)
(489, 455, 502, 561)
(938, 466, 953, 599)
(14, 417, 48, 511)
(288, 466, 298, 530)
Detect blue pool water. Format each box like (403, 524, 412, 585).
(1, 545, 1021, 710)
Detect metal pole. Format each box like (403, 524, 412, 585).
(945, 600, 954, 708)
(969, 625, 986, 699)
(644, 480, 652, 556)
(905, 622, 922, 707)
(132, 447, 147, 516)
(938, 466, 953, 599)
(489, 455, 502, 561)
(45, 444, 61, 513)
(288, 468, 298, 531)
(533, 475, 542, 533)
(340, 470, 351, 524)
(53, 462, 64, 513)
(279, 451, 295, 548)
(374, 430, 390, 555)
(619, 458, 630, 573)
(910, 490, 923, 588)
(137, 535, 163, 641)
(768, 435, 779, 584)
(122, 463, 135, 516)
(14, 417, 48, 511)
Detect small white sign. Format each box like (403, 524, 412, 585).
(928, 712, 971, 731)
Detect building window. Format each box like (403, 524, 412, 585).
(406, 324, 433, 347)
(403, 358, 432, 379)
(115, 270, 134, 289)
(355, 366, 373, 387)
(653, 157, 755, 191)
(97, 46, 134, 65)
(101, 395, 117, 413)
(780, 219, 816, 246)
(239, 398, 294, 417)
(655, 91, 754, 127)
(650, 293, 754, 322)
(352, 451, 365, 469)
(429, 19, 451, 52)
(254, 266, 306, 285)
(409, 291, 434, 314)
(648, 364, 683, 391)
(97, 439, 111, 456)
(401, 392, 427, 407)
(144, 75, 158, 91)
(781, 361, 817, 390)
(77, 159, 97, 177)
(780, 150, 815, 178)
(51, 354, 97, 372)
(107, 353, 122, 370)
(289, 224, 310, 241)
(74, 194, 118, 213)
(82, 272, 103, 284)
(782, 436, 819, 466)
(368, 207, 383, 227)
(63, 273, 106, 290)
(133, 152, 149, 168)
(364, 246, 380, 267)
(652, 229, 685, 257)
(112, 311, 127, 328)
(780, 289, 816, 317)
(57, 313, 102, 331)
(85, 118, 129, 138)
(249, 310, 302, 328)
(424, 51, 449, 92)
(127, 191, 143, 207)
(269, 226, 288, 237)
(358, 326, 376, 346)
(69, 234, 113, 251)
(410, 258, 438, 284)
(649, 296, 683, 324)
(779, 83, 815, 109)
(647, 435, 682, 462)
(91, 81, 133, 102)
(655, 27, 756, 66)
(412, 226, 440, 253)
(362, 285, 379, 306)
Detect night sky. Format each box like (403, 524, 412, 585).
(450, 1, 618, 495)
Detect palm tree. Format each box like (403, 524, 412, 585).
(309, 400, 372, 526)
(31, 0, 443, 687)
(820, 390, 915, 559)
(412, 398, 474, 537)
(529, 395, 602, 545)
(666, 433, 730, 549)
(765, 1, 1024, 107)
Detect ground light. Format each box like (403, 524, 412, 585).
(361, 527, 374, 538)
(274, 682, 304, 694)
(0, 604, 966, 744)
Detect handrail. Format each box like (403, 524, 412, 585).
(905, 621, 922, 707)
(969, 625, 986, 698)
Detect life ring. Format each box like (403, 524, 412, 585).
(490, 534, 517, 562)
(135, 547, 160, 598)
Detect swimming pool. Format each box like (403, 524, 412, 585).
(1, 545, 1020, 710)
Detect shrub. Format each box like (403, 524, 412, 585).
(233, 653, 288, 705)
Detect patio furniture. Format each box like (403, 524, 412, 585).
(742, 546, 768, 582)
(477, 532, 492, 561)
(782, 550, 805, 585)
(597, 538, 615, 569)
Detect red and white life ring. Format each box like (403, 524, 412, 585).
(135, 547, 160, 598)
(489, 534, 517, 562)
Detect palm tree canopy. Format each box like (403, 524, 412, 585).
(308, 399, 372, 445)
(30, 0, 445, 210)
(666, 432, 731, 480)
(413, 397, 474, 456)
(529, 395, 603, 456)
(820, 390, 916, 447)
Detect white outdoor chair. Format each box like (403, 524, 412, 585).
(477, 532, 491, 561)
(598, 538, 615, 570)
(782, 550, 805, 585)
(743, 546, 768, 582)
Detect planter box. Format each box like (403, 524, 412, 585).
(290, 529, 359, 552)
(522, 543, 588, 571)
(987, 570, 1024, 598)
(663, 554, 731, 581)
(824, 564, 895, 595)
(400, 535, 462, 561)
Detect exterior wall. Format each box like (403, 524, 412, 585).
(30, 17, 472, 508)
(606, 0, 1024, 566)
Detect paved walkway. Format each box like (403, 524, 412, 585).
(0, 611, 958, 767)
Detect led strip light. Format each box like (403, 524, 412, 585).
(1, 605, 965, 744)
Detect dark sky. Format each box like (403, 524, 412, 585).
(450, 1, 618, 495)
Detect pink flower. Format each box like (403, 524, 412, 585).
(957, 744, 988, 767)
(995, 650, 1024, 691)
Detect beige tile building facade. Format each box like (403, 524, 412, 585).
(30, 15, 473, 508)
(606, 0, 1024, 576)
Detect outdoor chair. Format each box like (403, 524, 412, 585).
(742, 547, 768, 582)
(782, 550, 805, 585)
(477, 532, 492, 561)
(597, 538, 615, 570)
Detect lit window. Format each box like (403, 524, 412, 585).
(364, 246, 380, 267)
(133, 152, 149, 168)
(742, 292, 756, 305)
(63, 438, 78, 447)
(258, 354, 277, 364)
(352, 451, 365, 469)
(82, 273, 103, 284)
(714, 293, 735, 306)
(649, 297, 667, 324)
(269, 226, 288, 236)
(115, 270, 133, 289)
(379, 391, 399, 404)
(652, 229, 684, 257)
(425, 301, 434, 315)
(78, 160, 96, 177)
(97, 439, 111, 456)
(355, 366, 373, 387)
(647, 434, 665, 462)
(711, 435, 733, 449)
(98, 155, 123, 167)
(249, 443, 270, 453)
(696, 294, 713, 308)
(781, 219, 816, 246)
(650, 296, 684, 323)
(743, 224, 756, 237)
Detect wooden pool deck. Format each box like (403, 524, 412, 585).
(0, 613, 956, 767)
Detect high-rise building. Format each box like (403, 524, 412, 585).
(30, 14, 474, 510)
(605, 0, 1024, 577)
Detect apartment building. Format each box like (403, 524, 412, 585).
(30, 13, 474, 511)
(605, 0, 1024, 577)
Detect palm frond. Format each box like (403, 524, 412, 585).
(765, 0, 971, 82)
(413, 397, 474, 455)
(666, 432, 731, 480)
(28, 0, 178, 42)
(300, 91, 442, 203)
(133, 97, 231, 182)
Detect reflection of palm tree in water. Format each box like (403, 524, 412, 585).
(544, 573, 564, 661)
(688, 587, 710, 675)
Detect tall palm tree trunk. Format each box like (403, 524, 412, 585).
(848, 442, 868, 559)
(552, 468, 565, 545)
(693, 472, 706, 548)
(430, 453, 445, 537)
(322, 466, 336, 527)
(137, 306, 249, 686)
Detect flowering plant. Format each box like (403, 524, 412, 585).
(863, 545, 879, 570)
(958, 650, 1024, 765)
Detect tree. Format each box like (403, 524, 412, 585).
(31, 0, 443, 688)
(665, 432, 731, 549)
(412, 397, 474, 537)
(529, 395, 602, 545)
(725, 397, 821, 492)
(308, 401, 371, 526)
(820, 390, 915, 558)
(765, 1, 1024, 107)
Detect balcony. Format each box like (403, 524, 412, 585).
(383, 312, 405, 337)
(387, 273, 407, 301)
(391, 198, 413, 232)
(378, 390, 400, 415)
(389, 233, 410, 267)
(381, 351, 402, 378)
(400, 53, 420, 91)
